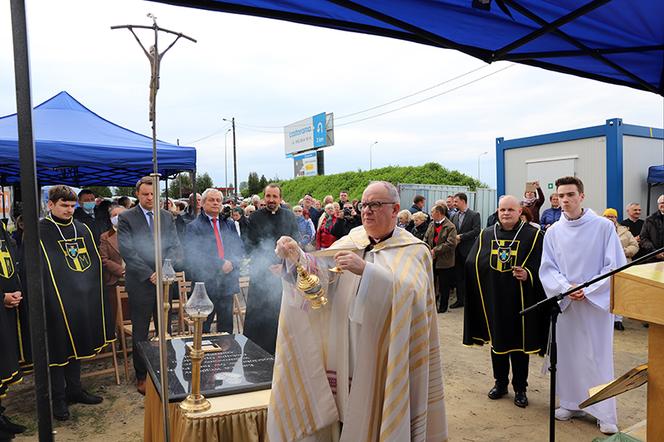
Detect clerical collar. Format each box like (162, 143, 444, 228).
(563, 208, 585, 221)
(369, 229, 395, 245)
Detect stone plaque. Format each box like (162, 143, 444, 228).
(138, 334, 274, 402)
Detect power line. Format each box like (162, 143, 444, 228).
(182, 123, 230, 144)
(336, 65, 515, 127)
(336, 63, 491, 120)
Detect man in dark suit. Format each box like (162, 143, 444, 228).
(117, 176, 182, 395)
(450, 192, 481, 309)
(73, 188, 102, 243)
(186, 189, 243, 334)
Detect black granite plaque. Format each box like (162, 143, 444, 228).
(138, 334, 274, 402)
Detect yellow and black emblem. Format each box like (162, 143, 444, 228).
(0, 238, 15, 279)
(490, 239, 519, 272)
(58, 237, 91, 272)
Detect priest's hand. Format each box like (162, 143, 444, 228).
(275, 236, 302, 264)
(3, 291, 22, 308)
(222, 260, 233, 274)
(333, 251, 365, 276)
(569, 285, 585, 301)
(149, 272, 157, 285)
(512, 266, 527, 281)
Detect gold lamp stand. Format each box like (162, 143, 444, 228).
(179, 314, 211, 413)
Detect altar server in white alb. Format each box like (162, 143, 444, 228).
(539, 176, 625, 435)
(268, 181, 447, 442)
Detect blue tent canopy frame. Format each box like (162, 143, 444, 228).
(153, 0, 664, 96)
(0, 91, 196, 186)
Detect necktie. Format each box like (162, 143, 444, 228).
(212, 218, 225, 260)
(146, 211, 154, 233)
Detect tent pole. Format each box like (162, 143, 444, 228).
(10, 1, 54, 440)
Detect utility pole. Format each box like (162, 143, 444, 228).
(223, 117, 238, 198)
(111, 15, 195, 442)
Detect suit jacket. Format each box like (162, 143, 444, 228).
(423, 218, 458, 269)
(99, 228, 124, 286)
(185, 212, 243, 299)
(117, 205, 182, 304)
(451, 208, 481, 258)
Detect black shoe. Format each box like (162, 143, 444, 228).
(514, 391, 528, 408)
(614, 321, 625, 331)
(0, 428, 15, 440)
(438, 307, 448, 313)
(0, 414, 26, 434)
(53, 401, 70, 421)
(449, 301, 464, 309)
(67, 389, 103, 405)
(487, 384, 508, 400)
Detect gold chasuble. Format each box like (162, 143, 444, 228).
(267, 227, 447, 442)
(39, 217, 115, 366)
(0, 221, 22, 396)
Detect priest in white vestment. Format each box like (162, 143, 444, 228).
(539, 176, 625, 435)
(268, 181, 448, 442)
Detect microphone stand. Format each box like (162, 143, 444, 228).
(521, 245, 664, 442)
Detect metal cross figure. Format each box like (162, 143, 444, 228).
(111, 16, 195, 442)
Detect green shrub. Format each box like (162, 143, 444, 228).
(277, 162, 484, 204)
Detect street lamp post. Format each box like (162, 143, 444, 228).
(477, 151, 488, 181)
(369, 141, 378, 170)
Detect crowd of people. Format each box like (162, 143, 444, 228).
(1, 174, 662, 439)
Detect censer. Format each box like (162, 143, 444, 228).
(295, 264, 328, 309)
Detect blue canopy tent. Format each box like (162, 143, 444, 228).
(152, 0, 664, 96)
(647, 165, 664, 215)
(0, 91, 196, 186)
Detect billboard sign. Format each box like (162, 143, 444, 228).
(284, 112, 333, 156)
(293, 151, 318, 177)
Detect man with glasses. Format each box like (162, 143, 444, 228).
(268, 181, 447, 441)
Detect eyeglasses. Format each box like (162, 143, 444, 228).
(358, 201, 397, 212)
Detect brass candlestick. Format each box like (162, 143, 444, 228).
(162, 259, 177, 338)
(180, 282, 213, 413)
(296, 264, 327, 309)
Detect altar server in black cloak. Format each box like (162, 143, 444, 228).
(40, 185, 115, 420)
(0, 221, 27, 437)
(463, 195, 547, 409)
(243, 183, 299, 355)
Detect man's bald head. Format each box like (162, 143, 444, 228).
(498, 195, 523, 230)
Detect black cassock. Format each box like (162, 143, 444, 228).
(243, 207, 299, 355)
(0, 222, 22, 396)
(463, 222, 548, 354)
(39, 217, 115, 366)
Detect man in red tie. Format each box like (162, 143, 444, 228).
(185, 188, 244, 333)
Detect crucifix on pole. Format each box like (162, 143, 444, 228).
(111, 15, 196, 442)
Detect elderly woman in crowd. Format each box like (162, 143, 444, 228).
(99, 203, 126, 325)
(316, 203, 338, 250)
(293, 205, 316, 251)
(397, 209, 412, 229)
(244, 204, 256, 218)
(603, 208, 639, 331)
(409, 211, 429, 240)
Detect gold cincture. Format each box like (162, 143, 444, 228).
(296, 264, 328, 309)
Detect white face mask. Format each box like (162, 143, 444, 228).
(111, 215, 119, 227)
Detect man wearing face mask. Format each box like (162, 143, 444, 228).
(73, 189, 102, 243)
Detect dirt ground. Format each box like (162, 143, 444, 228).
(5, 304, 648, 441)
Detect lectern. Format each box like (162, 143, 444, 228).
(612, 261, 664, 441)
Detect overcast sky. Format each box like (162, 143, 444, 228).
(1, 0, 662, 190)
